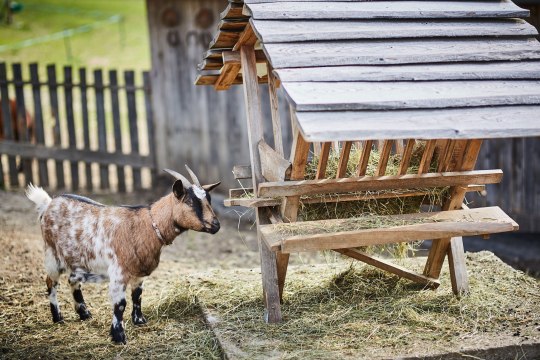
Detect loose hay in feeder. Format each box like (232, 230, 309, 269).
(192, 252, 540, 359)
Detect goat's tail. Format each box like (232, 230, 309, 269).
(26, 183, 52, 218)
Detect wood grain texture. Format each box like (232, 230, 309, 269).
(283, 80, 540, 111)
(245, 2, 528, 20)
(261, 206, 518, 253)
(399, 139, 416, 176)
(258, 169, 503, 198)
(337, 141, 352, 178)
(264, 38, 540, 68)
(252, 19, 537, 43)
(376, 140, 393, 176)
(259, 140, 291, 182)
(356, 140, 373, 176)
(294, 106, 540, 142)
(447, 236, 469, 296)
(273, 61, 540, 82)
(335, 248, 440, 288)
(267, 63, 284, 156)
(316, 142, 331, 179)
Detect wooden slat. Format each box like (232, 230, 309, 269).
(94, 70, 109, 190)
(267, 63, 284, 157)
(284, 80, 540, 111)
(46, 64, 63, 189)
(221, 2, 248, 20)
(418, 140, 437, 174)
(214, 63, 242, 91)
(376, 140, 393, 176)
(273, 61, 540, 83)
(316, 142, 331, 179)
(29, 63, 48, 187)
(109, 70, 126, 192)
(447, 236, 469, 296)
(79, 68, 91, 190)
(245, 1, 529, 20)
(198, 59, 224, 71)
(225, 184, 486, 208)
(438, 140, 457, 173)
(0, 140, 153, 168)
(12, 63, 33, 184)
(335, 248, 440, 288)
(294, 106, 540, 142)
(210, 30, 242, 49)
(0, 63, 18, 187)
(63, 66, 78, 190)
(261, 206, 518, 253)
(336, 141, 352, 178)
(195, 74, 268, 86)
(258, 169, 503, 198)
(252, 19, 537, 43)
(259, 140, 291, 182)
(264, 38, 540, 68)
(143, 71, 157, 187)
(125, 71, 142, 190)
(219, 19, 248, 31)
(356, 140, 373, 176)
(398, 139, 415, 176)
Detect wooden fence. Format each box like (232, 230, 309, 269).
(0, 62, 156, 193)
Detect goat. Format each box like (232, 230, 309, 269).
(0, 98, 35, 142)
(26, 166, 220, 344)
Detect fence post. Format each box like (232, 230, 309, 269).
(143, 71, 157, 186)
(109, 70, 126, 192)
(47, 64, 65, 189)
(30, 63, 49, 187)
(124, 70, 141, 190)
(79, 68, 92, 191)
(94, 69, 110, 190)
(12, 63, 33, 184)
(64, 66, 78, 190)
(0, 63, 18, 187)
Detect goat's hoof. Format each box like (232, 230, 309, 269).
(110, 325, 126, 345)
(79, 310, 92, 321)
(52, 314, 64, 324)
(132, 314, 147, 326)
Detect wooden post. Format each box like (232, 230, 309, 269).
(63, 66, 78, 190)
(447, 236, 469, 296)
(240, 44, 282, 323)
(79, 68, 92, 190)
(29, 63, 48, 187)
(109, 70, 126, 192)
(47, 65, 64, 189)
(267, 63, 284, 157)
(125, 71, 142, 190)
(143, 71, 157, 186)
(94, 70, 109, 190)
(0, 63, 19, 187)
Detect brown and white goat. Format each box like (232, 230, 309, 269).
(26, 167, 220, 344)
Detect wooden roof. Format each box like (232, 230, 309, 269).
(196, 0, 540, 141)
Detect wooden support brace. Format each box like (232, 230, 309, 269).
(356, 140, 373, 176)
(316, 142, 331, 179)
(376, 140, 393, 176)
(337, 141, 353, 178)
(447, 236, 469, 296)
(267, 63, 284, 157)
(399, 139, 415, 175)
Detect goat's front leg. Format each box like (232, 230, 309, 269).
(46, 275, 64, 323)
(109, 280, 127, 344)
(68, 273, 92, 320)
(131, 280, 147, 325)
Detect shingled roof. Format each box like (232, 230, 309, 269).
(196, 0, 540, 141)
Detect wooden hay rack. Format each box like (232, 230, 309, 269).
(197, 0, 540, 323)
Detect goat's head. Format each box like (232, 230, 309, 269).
(164, 166, 221, 234)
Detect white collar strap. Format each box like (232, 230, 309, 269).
(148, 208, 168, 245)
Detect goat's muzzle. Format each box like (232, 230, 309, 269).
(206, 219, 220, 234)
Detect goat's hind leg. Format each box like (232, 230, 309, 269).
(131, 280, 147, 325)
(68, 273, 92, 320)
(109, 280, 127, 344)
(46, 275, 63, 323)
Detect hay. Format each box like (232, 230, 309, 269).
(192, 252, 540, 359)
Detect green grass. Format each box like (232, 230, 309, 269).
(0, 0, 149, 71)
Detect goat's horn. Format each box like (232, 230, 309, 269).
(185, 165, 201, 186)
(163, 169, 191, 188)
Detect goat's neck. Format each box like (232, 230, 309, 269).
(148, 194, 179, 245)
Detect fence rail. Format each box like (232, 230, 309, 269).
(0, 62, 156, 193)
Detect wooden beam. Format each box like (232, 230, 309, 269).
(398, 139, 415, 175)
(195, 74, 268, 86)
(447, 236, 469, 296)
(259, 140, 292, 182)
(267, 63, 284, 157)
(258, 169, 503, 198)
(223, 50, 267, 65)
(376, 140, 393, 176)
(418, 140, 437, 174)
(335, 248, 440, 289)
(316, 142, 332, 179)
(356, 140, 373, 176)
(337, 141, 353, 178)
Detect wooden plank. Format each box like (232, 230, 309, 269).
(29, 63, 48, 187)
(316, 142, 331, 179)
(210, 30, 242, 49)
(143, 71, 157, 187)
(294, 106, 540, 142)
(267, 63, 284, 157)
(337, 141, 352, 178)
(63, 66, 78, 190)
(266, 208, 289, 302)
(222, 50, 268, 65)
(261, 207, 518, 253)
(109, 70, 126, 192)
(245, 1, 529, 20)
(376, 140, 393, 176)
(398, 139, 415, 176)
(198, 58, 223, 71)
(232, 165, 252, 179)
(274, 61, 540, 83)
(0, 140, 154, 168)
(258, 169, 503, 198)
(447, 236, 469, 296)
(46, 64, 63, 189)
(79, 68, 91, 190)
(438, 140, 457, 173)
(233, 22, 258, 51)
(12, 63, 33, 185)
(94, 70, 109, 190)
(219, 19, 248, 31)
(418, 140, 437, 174)
(356, 140, 373, 176)
(221, 2, 248, 20)
(195, 74, 269, 86)
(283, 80, 540, 111)
(0, 63, 18, 187)
(225, 184, 486, 208)
(264, 38, 540, 69)
(125, 70, 141, 190)
(258, 140, 291, 182)
(335, 248, 440, 289)
(252, 19, 537, 43)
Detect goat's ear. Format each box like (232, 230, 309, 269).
(203, 182, 221, 193)
(172, 180, 186, 199)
